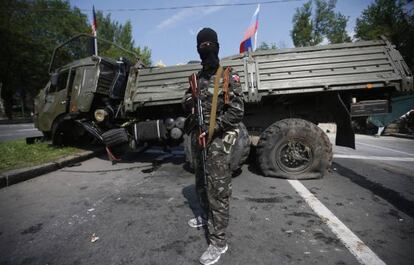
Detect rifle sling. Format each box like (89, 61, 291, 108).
(223, 67, 231, 105)
(208, 66, 223, 143)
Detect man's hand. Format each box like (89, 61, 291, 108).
(198, 124, 209, 142)
(199, 123, 222, 143)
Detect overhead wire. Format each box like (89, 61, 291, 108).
(0, 0, 303, 13)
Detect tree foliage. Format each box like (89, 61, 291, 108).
(291, 0, 351, 47)
(95, 12, 151, 66)
(0, 0, 89, 117)
(355, 0, 414, 70)
(0, 0, 151, 118)
(256, 41, 278, 51)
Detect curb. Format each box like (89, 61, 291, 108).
(387, 133, 414, 140)
(0, 118, 33, 125)
(0, 149, 104, 189)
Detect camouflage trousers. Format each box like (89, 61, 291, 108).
(194, 133, 233, 248)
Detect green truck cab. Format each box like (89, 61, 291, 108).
(34, 34, 132, 144)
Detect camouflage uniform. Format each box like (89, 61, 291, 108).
(185, 67, 244, 247)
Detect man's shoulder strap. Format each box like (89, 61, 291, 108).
(222, 67, 232, 105)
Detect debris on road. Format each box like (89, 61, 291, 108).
(91, 233, 99, 243)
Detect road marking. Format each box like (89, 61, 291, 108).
(357, 142, 414, 156)
(17, 128, 37, 132)
(0, 123, 33, 127)
(287, 180, 386, 265)
(0, 132, 42, 137)
(334, 154, 414, 162)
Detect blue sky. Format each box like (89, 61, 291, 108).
(69, 0, 375, 66)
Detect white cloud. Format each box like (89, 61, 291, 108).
(157, 8, 194, 30)
(156, 0, 229, 30)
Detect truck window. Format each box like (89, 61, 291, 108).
(50, 71, 69, 93)
(68, 69, 76, 91)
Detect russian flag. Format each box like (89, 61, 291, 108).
(91, 5, 97, 36)
(240, 4, 260, 53)
(91, 6, 98, 55)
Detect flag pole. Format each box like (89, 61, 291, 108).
(253, 4, 260, 51)
(94, 33, 98, 56)
(92, 6, 98, 56)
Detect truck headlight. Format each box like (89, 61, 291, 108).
(94, 109, 108, 122)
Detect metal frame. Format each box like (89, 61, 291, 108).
(48, 33, 139, 74)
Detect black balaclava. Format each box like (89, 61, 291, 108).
(197, 28, 220, 76)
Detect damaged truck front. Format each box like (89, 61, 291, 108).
(34, 34, 133, 147)
(34, 34, 413, 179)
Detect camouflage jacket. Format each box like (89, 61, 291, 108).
(183, 67, 244, 136)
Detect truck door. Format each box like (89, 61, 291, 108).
(69, 65, 99, 113)
(69, 67, 86, 113)
(37, 69, 72, 132)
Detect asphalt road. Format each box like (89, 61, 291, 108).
(0, 134, 413, 265)
(0, 123, 42, 142)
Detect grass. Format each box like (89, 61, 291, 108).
(0, 140, 82, 173)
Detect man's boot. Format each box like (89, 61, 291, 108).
(199, 244, 228, 265)
(188, 216, 208, 228)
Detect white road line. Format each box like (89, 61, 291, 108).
(0, 124, 33, 127)
(334, 154, 414, 162)
(17, 128, 37, 132)
(287, 180, 386, 265)
(0, 132, 42, 137)
(357, 142, 414, 156)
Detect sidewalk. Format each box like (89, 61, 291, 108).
(0, 148, 104, 189)
(388, 133, 414, 140)
(0, 118, 33, 124)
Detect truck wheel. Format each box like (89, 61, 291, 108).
(51, 118, 74, 146)
(230, 122, 251, 172)
(102, 128, 129, 147)
(256, 118, 332, 179)
(51, 121, 63, 146)
(102, 128, 130, 156)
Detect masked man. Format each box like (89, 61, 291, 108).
(183, 28, 244, 265)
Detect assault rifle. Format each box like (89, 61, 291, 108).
(188, 73, 208, 193)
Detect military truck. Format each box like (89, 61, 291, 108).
(34, 34, 413, 179)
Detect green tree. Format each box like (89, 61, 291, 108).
(0, 0, 89, 118)
(291, 0, 351, 47)
(291, 1, 314, 47)
(0, 1, 151, 118)
(256, 41, 278, 51)
(355, 0, 414, 69)
(95, 12, 151, 66)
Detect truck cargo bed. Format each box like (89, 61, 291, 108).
(124, 39, 412, 111)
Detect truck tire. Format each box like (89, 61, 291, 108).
(102, 128, 129, 147)
(102, 128, 130, 156)
(183, 122, 251, 173)
(51, 117, 74, 146)
(230, 122, 251, 172)
(256, 118, 332, 179)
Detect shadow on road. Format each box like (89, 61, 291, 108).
(182, 184, 210, 245)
